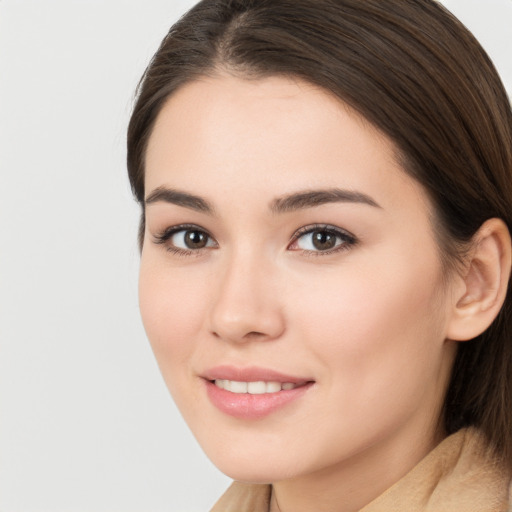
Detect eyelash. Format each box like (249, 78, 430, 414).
(289, 224, 357, 256)
(152, 224, 215, 257)
(152, 223, 357, 257)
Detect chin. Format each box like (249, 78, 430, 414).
(199, 438, 303, 484)
(214, 460, 295, 485)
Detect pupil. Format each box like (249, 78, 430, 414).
(313, 231, 336, 250)
(185, 230, 207, 249)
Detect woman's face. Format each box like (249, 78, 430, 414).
(140, 75, 458, 484)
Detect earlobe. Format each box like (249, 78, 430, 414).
(447, 218, 512, 342)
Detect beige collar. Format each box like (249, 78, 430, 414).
(210, 429, 511, 512)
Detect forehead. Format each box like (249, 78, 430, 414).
(144, 74, 428, 215)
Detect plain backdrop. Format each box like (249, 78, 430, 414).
(0, 1, 511, 511)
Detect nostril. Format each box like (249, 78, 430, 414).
(244, 331, 266, 339)
(211, 329, 276, 343)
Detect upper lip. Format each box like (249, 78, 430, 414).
(202, 365, 313, 384)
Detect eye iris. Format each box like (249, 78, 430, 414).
(312, 230, 336, 250)
(185, 230, 207, 249)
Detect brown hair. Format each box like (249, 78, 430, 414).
(127, 0, 512, 464)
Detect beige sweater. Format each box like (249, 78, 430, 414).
(211, 429, 512, 512)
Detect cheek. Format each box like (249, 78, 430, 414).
(292, 247, 448, 400)
(138, 260, 208, 384)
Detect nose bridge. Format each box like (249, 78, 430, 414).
(209, 245, 284, 343)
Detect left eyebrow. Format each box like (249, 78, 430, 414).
(270, 188, 382, 213)
(145, 186, 214, 214)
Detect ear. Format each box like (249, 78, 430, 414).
(447, 218, 511, 342)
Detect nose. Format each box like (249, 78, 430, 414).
(208, 251, 285, 344)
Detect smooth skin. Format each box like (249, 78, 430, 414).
(139, 74, 511, 512)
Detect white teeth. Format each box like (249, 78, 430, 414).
(247, 381, 266, 394)
(266, 381, 281, 393)
(228, 380, 248, 393)
(214, 379, 298, 394)
(214, 379, 227, 390)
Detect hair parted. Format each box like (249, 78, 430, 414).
(127, 0, 512, 464)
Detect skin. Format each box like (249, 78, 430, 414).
(139, 74, 460, 512)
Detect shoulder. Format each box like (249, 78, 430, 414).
(210, 481, 271, 512)
(361, 428, 512, 512)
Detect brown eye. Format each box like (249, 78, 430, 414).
(311, 231, 337, 251)
(184, 230, 209, 249)
(155, 225, 217, 252)
(290, 225, 357, 254)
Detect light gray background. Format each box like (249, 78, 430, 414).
(0, 1, 510, 511)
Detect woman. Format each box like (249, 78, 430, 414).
(127, 0, 512, 510)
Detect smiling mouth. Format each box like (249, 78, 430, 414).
(212, 379, 302, 394)
(204, 371, 314, 419)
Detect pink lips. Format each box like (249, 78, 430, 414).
(203, 366, 314, 420)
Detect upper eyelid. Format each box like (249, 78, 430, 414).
(292, 223, 356, 239)
(156, 223, 210, 235)
(152, 223, 215, 243)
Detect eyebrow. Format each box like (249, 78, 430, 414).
(144, 186, 381, 215)
(145, 186, 214, 214)
(271, 188, 381, 213)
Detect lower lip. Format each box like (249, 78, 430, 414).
(205, 380, 313, 420)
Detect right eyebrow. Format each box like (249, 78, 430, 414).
(145, 186, 214, 214)
(270, 188, 381, 213)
